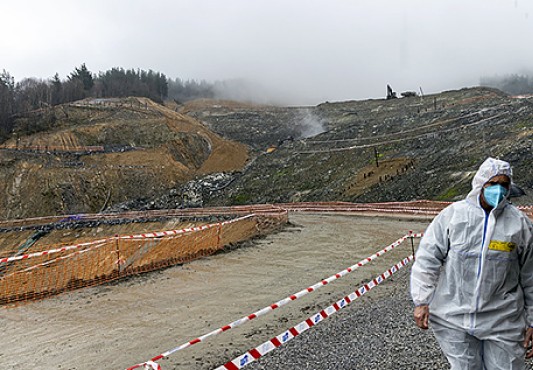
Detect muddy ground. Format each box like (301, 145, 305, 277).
(0, 213, 430, 370)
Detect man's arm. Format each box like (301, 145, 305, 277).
(520, 217, 533, 356)
(410, 208, 451, 328)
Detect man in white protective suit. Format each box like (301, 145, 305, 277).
(410, 157, 533, 369)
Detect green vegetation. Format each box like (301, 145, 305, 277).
(436, 187, 460, 201)
(517, 120, 532, 129)
(300, 181, 316, 190)
(275, 169, 289, 178)
(232, 193, 251, 205)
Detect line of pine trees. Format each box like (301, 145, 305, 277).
(0, 64, 216, 140)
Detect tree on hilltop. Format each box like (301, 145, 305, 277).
(0, 65, 218, 142)
(97, 67, 168, 103)
(69, 63, 94, 92)
(0, 70, 16, 139)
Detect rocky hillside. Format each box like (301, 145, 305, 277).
(178, 99, 326, 152)
(164, 87, 532, 208)
(0, 97, 248, 219)
(1, 88, 531, 220)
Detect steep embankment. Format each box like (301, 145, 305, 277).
(0, 97, 248, 219)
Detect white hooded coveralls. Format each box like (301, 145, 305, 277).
(410, 158, 533, 368)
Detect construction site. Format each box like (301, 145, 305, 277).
(0, 88, 532, 369)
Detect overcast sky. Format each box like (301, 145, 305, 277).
(1, 0, 532, 105)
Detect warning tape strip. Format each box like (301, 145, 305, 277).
(118, 215, 254, 240)
(126, 233, 422, 370)
(286, 206, 441, 215)
(216, 255, 414, 370)
(0, 201, 528, 230)
(0, 242, 108, 279)
(0, 237, 111, 265)
(278, 200, 452, 207)
(0, 215, 255, 264)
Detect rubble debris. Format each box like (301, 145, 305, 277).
(401, 91, 417, 98)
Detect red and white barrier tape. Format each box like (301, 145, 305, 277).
(285, 206, 441, 216)
(1, 242, 108, 278)
(0, 215, 255, 264)
(142, 361, 161, 370)
(0, 237, 111, 265)
(215, 255, 414, 370)
(126, 233, 422, 370)
(119, 214, 254, 240)
(0, 201, 528, 230)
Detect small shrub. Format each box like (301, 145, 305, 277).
(436, 187, 460, 201)
(233, 193, 250, 205)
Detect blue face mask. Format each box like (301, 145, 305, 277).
(483, 184, 508, 208)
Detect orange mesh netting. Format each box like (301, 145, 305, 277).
(0, 211, 288, 306)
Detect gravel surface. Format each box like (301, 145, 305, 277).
(246, 265, 533, 370)
(246, 267, 449, 370)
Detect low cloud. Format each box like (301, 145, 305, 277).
(2, 0, 533, 105)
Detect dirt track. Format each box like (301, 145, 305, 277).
(0, 213, 430, 370)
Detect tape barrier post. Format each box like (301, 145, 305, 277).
(216, 223, 222, 249)
(409, 230, 415, 259)
(410, 231, 424, 260)
(216, 255, 414, 370)
(115, 234, 121, 275)
(126, 234, 423, 370)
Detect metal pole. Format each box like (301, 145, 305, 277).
(409, 230, 415, 259)
(115, 234, 121, 276)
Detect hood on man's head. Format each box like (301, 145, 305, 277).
(467, 157, 526, 199)
(466, 157, 512, 202)
(471, 157, 512, 191)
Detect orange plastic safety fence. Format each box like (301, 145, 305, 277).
(0, 212, 288, 306)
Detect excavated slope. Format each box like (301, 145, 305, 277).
(0, 97, 248, 219)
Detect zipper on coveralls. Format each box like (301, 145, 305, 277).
(469, 211, 489, 336)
